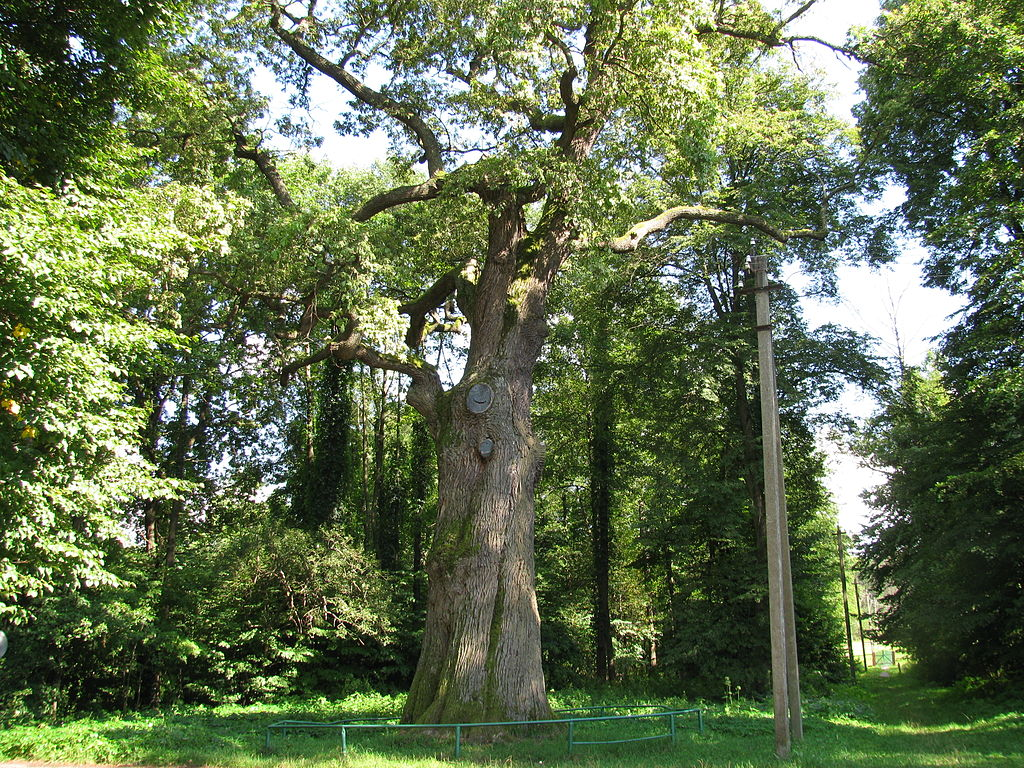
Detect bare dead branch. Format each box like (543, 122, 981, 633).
(784, 35, 868, 62)
(778, 0, 818, 31)
(697, 22, 868, 63)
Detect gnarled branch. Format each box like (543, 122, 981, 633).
(398, 266, 462, 348)
(608, 205, 827, 252)
(279, 313, 443, 420)
(269, 3, 445, 176)
(353, 175, 446, 221)
(232, 129, 296, 209)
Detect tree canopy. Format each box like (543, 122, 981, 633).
(0, 0, 195, 185)
(856, 0, 1024, 684)
(0, 177, 230, 622)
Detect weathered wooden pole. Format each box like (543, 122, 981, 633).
(753, 255, 802, 756)
(854, 576, 869, 671)
(837, 526, 858, 679)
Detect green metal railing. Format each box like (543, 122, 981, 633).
(265, 704, 705, 758)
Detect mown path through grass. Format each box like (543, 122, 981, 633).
(775, 671, 1023, 767)
(1, 670, 1022, 767)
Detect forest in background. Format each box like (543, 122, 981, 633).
(0, 0, 1021, 720)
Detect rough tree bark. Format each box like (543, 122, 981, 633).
(401, 193, 561, 723)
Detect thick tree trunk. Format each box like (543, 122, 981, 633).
(401, 195, 557, 724)
(402, 372, 550, 723)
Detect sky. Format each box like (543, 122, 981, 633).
(265, 0, 963, 534)
(775, 0, 964, 532)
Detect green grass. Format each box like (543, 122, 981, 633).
(1, 671, 1022, 767)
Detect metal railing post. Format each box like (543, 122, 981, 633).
(455, 725, 462, 758)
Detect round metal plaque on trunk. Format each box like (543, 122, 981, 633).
(466, 383, 493, 414)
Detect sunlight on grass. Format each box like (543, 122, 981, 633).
(1, 675, 1021, 768)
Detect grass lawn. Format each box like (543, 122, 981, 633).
(1, 670, 1021, 767)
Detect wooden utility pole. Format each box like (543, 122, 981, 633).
(854, 577, 869, 670)
(753, 255, 802, 757)
(837, 526, 858, 679)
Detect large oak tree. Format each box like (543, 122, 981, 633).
(221, 0, 853, 723)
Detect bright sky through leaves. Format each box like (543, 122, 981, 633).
(260, 0, 964, 533)
(774, 0, 965, 532)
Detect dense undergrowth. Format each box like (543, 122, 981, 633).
(0, 670, 1021, 767)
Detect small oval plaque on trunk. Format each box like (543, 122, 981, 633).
(466, 383, 493, 414)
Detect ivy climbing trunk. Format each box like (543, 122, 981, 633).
(588, 301, 615, 681)
(410, 417, 433, 611)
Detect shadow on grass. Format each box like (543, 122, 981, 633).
(2, 678, 1022, 768)
(235, 698, 1024, 768)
